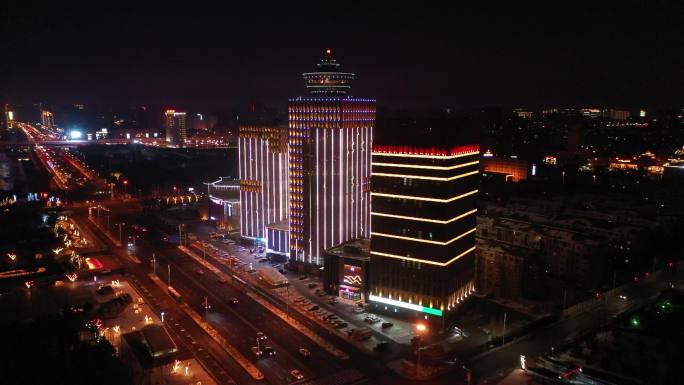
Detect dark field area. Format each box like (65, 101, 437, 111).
(74, 144, 237, 196)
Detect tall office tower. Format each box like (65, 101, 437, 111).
(238, 126, 289, 244)
(41, 109, 54, 129)
(288, 50, 375, 266)
(2, 104, 12, 130)
(164, 109, 187, 146)
(368, 143, 479, 320)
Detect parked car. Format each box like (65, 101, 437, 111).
(217, 277, 228, 284)
(298, 274, 308, 280)
(307, 282, 317, 289)
(298, 348, 311, 358)
(335, 322, 348, 328)
(381, 322, 394, 329)
(307, 305, 319, 312)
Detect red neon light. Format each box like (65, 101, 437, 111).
(85, 257, 103, 270)
(372, 144, 479, 156)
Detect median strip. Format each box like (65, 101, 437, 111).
(148, 273, 264, 380)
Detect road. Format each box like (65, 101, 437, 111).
(78, 210, 261, 385)
(87, 209, 384, 385)
(466, 264, 683, 383)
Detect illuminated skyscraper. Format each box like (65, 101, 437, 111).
(238, 126, 289, 249)
(289, 50, 375, 266)
(2, 104, 13, 131)
(164, 109, 187, 146)
(41, 109, 54, 129)
(368, 143, 479, 320)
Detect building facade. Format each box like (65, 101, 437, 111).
(41, 109, 54, 129)
(288, 50, 374, 267)
(481, 156, 530, 182)
(205, 177, 240, 232)
(238, 126, 289, 245)
(368, 144, 479, 319)
(164, 109, 187, 146)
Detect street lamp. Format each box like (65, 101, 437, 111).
(117, 222, 125, 243)
(415, 323, 427, 378)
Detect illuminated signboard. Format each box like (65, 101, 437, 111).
(342, 264, 363, 288)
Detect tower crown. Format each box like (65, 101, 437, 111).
(302, 49, 355, 95)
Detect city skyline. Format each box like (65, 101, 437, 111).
(2, 4, 684, 385)
(2, 3, 683, 110)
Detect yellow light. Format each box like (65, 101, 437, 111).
(372, 160, 479, 170)
(370, 246, 476, 266)
(372, 151, 479, 159)
(371, 228, 476, 245)
(372, 170, 479, 181)
(371, 208, 477, 224)
(371, 189, 478, 203)
(416, 323, 427, 332)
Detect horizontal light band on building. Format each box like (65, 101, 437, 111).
(370, 246, 476, 267)
(372, 151, 479, 159)
(371, 228, 476, 245)
(372, 170, 479, 181)
(368, 294, 443, 317)
(371, 208, 477, 224)
(371, 189, 478, 203)
(372, 160, 479, 170)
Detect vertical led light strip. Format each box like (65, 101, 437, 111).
(238, 136, 244, 237)
(331, 127, 335, 248)
(322, 129, 328, 258)
(338, 128, 343, 245)
(261, 138, 266, 238)
(315, 127, 320, 263)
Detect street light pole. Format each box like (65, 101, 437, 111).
(502, 312, 507, 346)
(168, 264, 171, 286)
(152, 253, 156, 275)
(415, 323, 427, 379)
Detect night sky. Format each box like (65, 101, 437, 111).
(2, 2, 683, 111)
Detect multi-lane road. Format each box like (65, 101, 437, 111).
(81, 209, 387, 385)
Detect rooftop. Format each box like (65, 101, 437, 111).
(326, 238, 370, 262)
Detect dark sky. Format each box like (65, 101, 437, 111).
(2, 2, 683, 111)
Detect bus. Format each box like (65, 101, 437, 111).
(167, 286, 182, 302)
